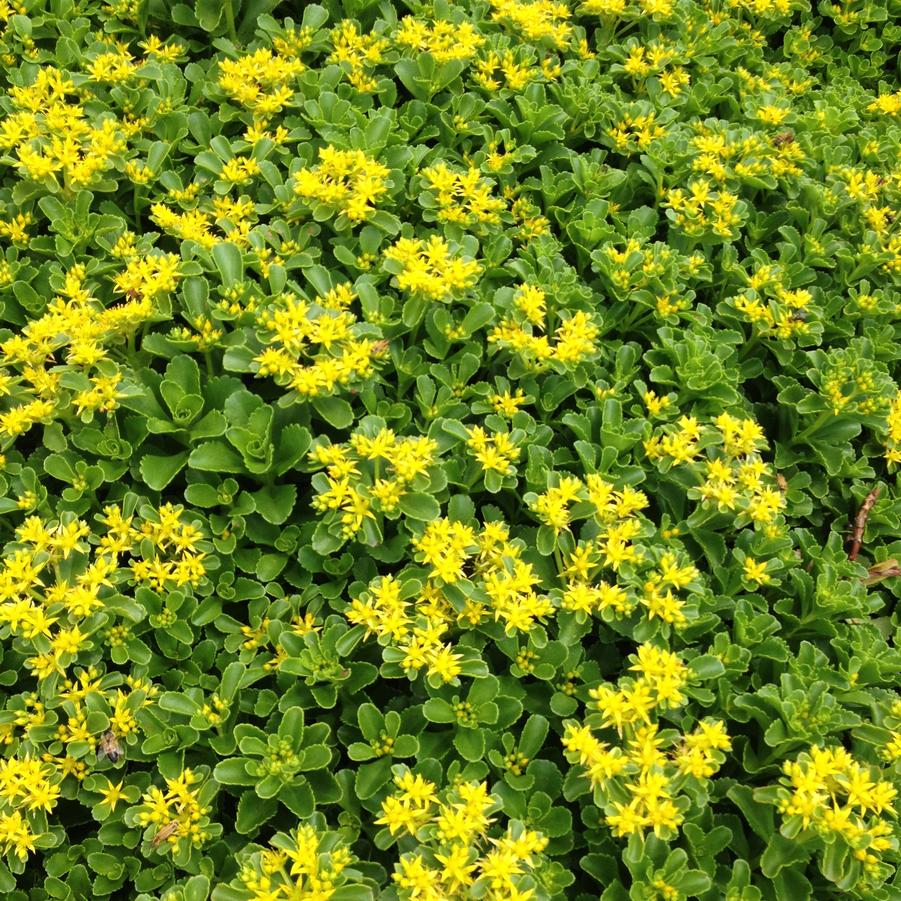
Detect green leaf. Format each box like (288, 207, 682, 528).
(139, 452, 189, 490)
(690, 655, 726, 679)
(194, 0, 223, 30)
(398, 493, 441, 521)
(423, 698, 456, 723)
(219, 661, 244, 702)
(158, 692, 201, 717)
(278, 782, 314, 818)
(212, 759, 254, 786)
(357, 703, 383, 740)
(312, 396, 354, 429)
(453, 728, 485, 762)
(252, 484, 297, 525)
(355, 758, 392, 799)
(236, 792, 277, 834)
(274, 424, 312, 475)
(728, 785, 775, 841)
(519, 714, 549, 757)
(761, 834, 810, 878)
(821, 838, 848, 884)
(301, 744, 332, 770)
(184, 876, 211, 901)
(280, 706, 305, 747)
(188, 441, 246, 473)
(461, 301, 495, 334)
(212, 241, 243, 286)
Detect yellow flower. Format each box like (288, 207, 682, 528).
(742, 556, 771, 585)
(466, 425, 520, 475)
(396, 17, 484, 61)
(0, 810, 39, 860)
(384, 235, 482, 300)
(489, 0, 572, 47)
(293, 146, 390, 221)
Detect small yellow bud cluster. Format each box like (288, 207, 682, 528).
(819, 345, 895, 418)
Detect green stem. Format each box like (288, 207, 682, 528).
(619, 303, 653, 334)
(223, 0, 238, 44)
(133, 186, 142, 231)
(739, 332, 760, 362)
(792, 410, 834, 445)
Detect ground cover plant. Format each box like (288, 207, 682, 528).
(0, 0, 901, 898)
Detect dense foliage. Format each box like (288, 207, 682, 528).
(0, 0, 901, 898)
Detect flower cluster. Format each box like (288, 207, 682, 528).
(0, 758, 58, 859)
(0, 501, 206, 686)
(772, 746, 898, 880)
(0, 0, 898, 898)
(395, 18, 485, 62)
(663, 180, 746, 241)
(252, 285, 386, 399)
(376, 767, 548, 899)
(884, 391, 901, 466)
(218, 43, 307, 116)
(420, 162, 506, 227)
(226, 819, 363, 900)
(488, 285, 600, 369)
(131, 768, 216, 854)
(727, 269, 819, 344)
(816, 343, 896, 418)
(347, 518, 554, 684)
(309, 423, 440, 537)
(646, 414, 786, 532)
(292, 146, 391, 223)
(5, 66, 128, 188)
(384, 236, 483, 301)
(465, 425, 521, 476)
(0, 263, 168, 444)
(563, 644, 730, 839)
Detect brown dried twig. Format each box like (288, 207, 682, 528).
(862, 558, 901, 586)
(848, 486, 881, 562)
